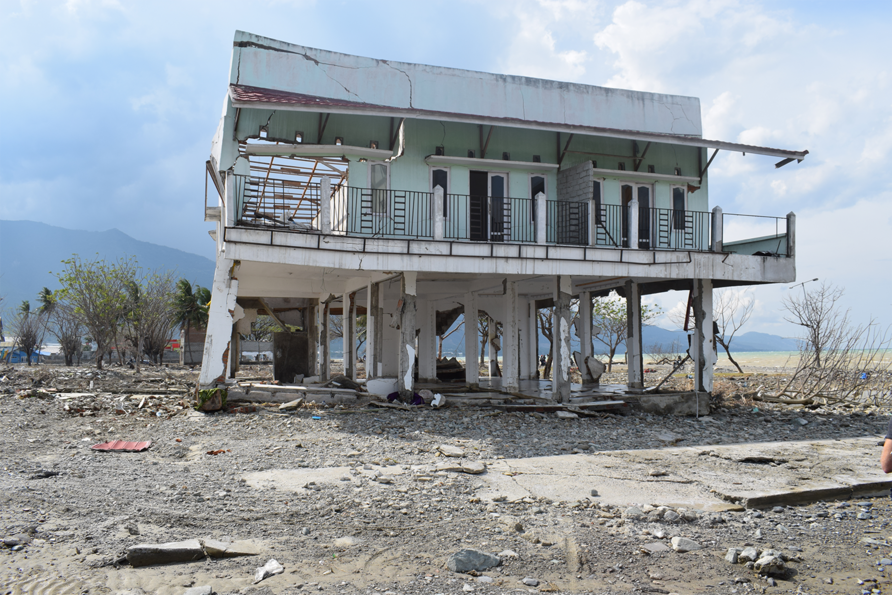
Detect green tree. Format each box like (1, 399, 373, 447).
(592, 292, 662, 372)
(173, 279, 211, 364)
(55, 255, 136, 370)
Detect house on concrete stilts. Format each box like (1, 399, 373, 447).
(199, 31, 807, 405)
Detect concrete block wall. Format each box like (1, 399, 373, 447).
(557, 161, 593, 202)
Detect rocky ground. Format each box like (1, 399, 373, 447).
(2, 362, 892, 595)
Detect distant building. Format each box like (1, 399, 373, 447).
(198, 31, 806, 400)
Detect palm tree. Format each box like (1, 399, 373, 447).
(36, 288, 56, 364)
(174, 279, 210, 365)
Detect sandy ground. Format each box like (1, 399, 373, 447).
(2, 362, 892, 595)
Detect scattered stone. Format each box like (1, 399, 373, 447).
(623, 507, 646, 520)
(767, 577, 778, 587)
(555, 410, 578, 419)
(879, 559, 892, 566)
(725, 548, 742, 564)
(649, 469, 668, 477)
(590, 489, 599, 497)
(772, 506, 785, 513)
(754, 555, 785, 576)
(253, 559, 285, 584)
(462, 583, 474, 592)
(522, 578, 540, 587)
(663, 510, 680, 523)
(476, 576, 493, 584)
(739, 547, 759, 563)
(447, 549, 501, 573)
(670, 537, 701, 553)
(498, 549, 518, 559)
(438, 444, 465, 457)
(858, 512, 872, 520)
(126, 539, 205, 567)
(184, 587, 213, 595)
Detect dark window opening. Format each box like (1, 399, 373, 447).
(593, 180, 602, 225)
(468, 150, 475, 158)
(502, 152, 511, 160)
(370, 140, 379, 149)
(647, 164, 655, 173)
(435, 146, 445, 156)
(531, 175, 545, 221)
(672, 187, 686, 229)
(618, 162, 626, 171)
(335, 137, 343, 146)
(433, 168, 449, 217)
(533, 155, 541, 163)
(674, 167, 682, 176)
(591, 160, 598, 169)
(295, 131, 303, 143)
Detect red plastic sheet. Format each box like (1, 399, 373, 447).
(91, 440, 152, 452)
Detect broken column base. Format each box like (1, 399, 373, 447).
(625, 392, 710, 416)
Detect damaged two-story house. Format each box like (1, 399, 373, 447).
(199, 31, 806, 403)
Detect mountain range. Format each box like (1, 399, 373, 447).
(0, 220, 215, 310)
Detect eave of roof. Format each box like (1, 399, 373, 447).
(229, 84, 809, 161)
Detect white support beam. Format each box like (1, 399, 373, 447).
(199, 257, 239, 388)
(418, 298, 437, 382)
(692, 278, 715, 395)
(464, 291, 479, 387)
(398, 272, 418, 401)
(503, 281, 519, 392)
(625, 280, 643, 389)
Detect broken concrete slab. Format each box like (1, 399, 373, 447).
(126, 539, 205, 567)
(447, 549, 501, 573)
(278, 398, 304, 411)
(435, 461, 486, 474)
(183, 587, 213, 595)
(253, 558, 284, 583)
(438, 444, 465, 457)
(202, 538, 259, 558)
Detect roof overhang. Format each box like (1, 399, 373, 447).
(229, 84, 809, 162)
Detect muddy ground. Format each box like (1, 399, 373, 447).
(2, 363, 892, 595)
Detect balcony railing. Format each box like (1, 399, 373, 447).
(228, 175, 792, 256)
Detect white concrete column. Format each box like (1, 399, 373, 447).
(198, 257, 238, 388)
(464, 291, 479, 386)
(588, 198, 597, 247)
(578, 290, 595, 384)
(786, 212, 796, 258)
(342, 292, 355, 381)
(433, 186, 445, 241)
(692, 278, 715, 394)
(398, 272, 418, 401)
(314, 303, 323, 377)
(367, 281, 377, 380)
(536, 192, 547, 245)
(625, 280, 643, 389)
(320, 177, 332, 234)
(376, 283, 387, 377)
(503, 281, 519, 392)
(518, 296, 531, 381)
(224, 171, 236, 228)
(628, 197, 639, 249)
(418, 298, 437, 382)
(321, 301, 331, 381)
(553, 276, 572, 403)
(711, 206, 723, 252)
(487, 316, 498, 377)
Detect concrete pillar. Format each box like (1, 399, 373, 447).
(321, 301, 331, 381)
(342, 292, 355, 381)
(229, 326, 240, 378)
(629, 197, 639, 249)
(305, 302, 318, 377)
(418, 298, 437, 382)
(367, 281, 378, 379)
(553, 276, 572, 403)
(786, 211, 796, 258)
(692, 278, 715, 394)
(464, 291, 479, 386)
(198, 257, 239, 388)
(433, 186, 445, 241)
(588, 197, 597, 247)
(487, 316, 498, 377)
(711, 206, 723, 252)
(320, 177, 331, 234)
(503, 281, 519, 392)
(398, 272, 418, 401)
(580, 290, 593, 362)
(518, 296, 531, 381)
(625, 280, 643, 389)
(536, 192, 547, 245)
(529, 300, 539, 378)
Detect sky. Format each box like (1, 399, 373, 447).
(1, 0, 890, 337)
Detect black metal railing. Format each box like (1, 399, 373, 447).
(331, 186, 433, 239)
(234, 174, 321, 229)
(228, 178, 791, 257)
(640, 207, 712, 251)
(444, 195, 536, 243)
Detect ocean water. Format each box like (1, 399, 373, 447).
(716, 349, 892, 370)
